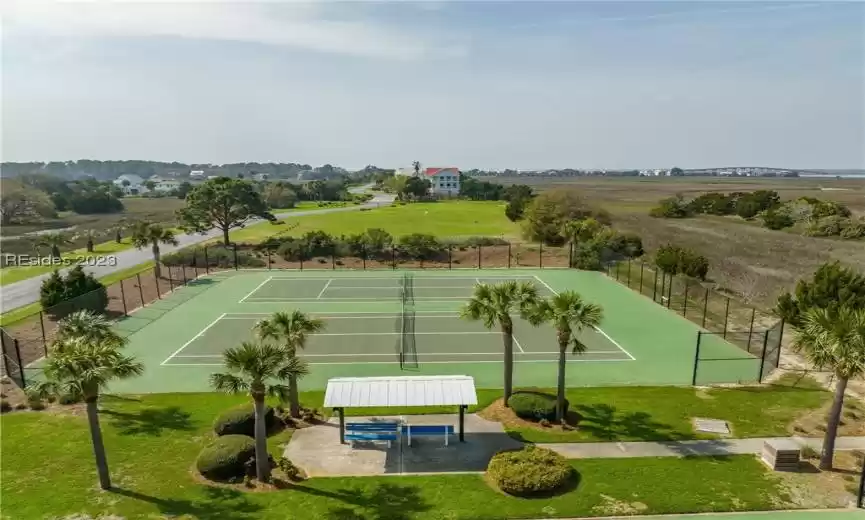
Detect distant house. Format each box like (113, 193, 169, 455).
(395, 167, 418, 177)
(251, 173, 270, 182)
(425, 167, 460, 196)
(154, 179, 182, 192)
(189, 170, 205, 180)
(113, 174, 147, 195)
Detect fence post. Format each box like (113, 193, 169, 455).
(758, 330, 770, 382)
(775, 320, 785, 368)
(539, 243, 543, 268)
(747, 308, 756, 352)
(300, 246, 304, 271)
(568, 242, 573, 268)
(691, 332, 703, 386)
(615, 263, 620, 281)
(639, 264, 645, 293)
(507, 243, 511, 269)
(13, 339, 25, 388)
(39, 311, 47, 352)
(167, 268, 175, 291)
(682, 280, 689, 316)
(702, 288, 709, 328)
(119, 279, 128, 316)
(477, 245, 481, 269)
(667, 274, 674, 308)
(652, 269, 659, 301)
(448, 245, 453, 269)
(362, 244, 367, 270)
(392, 247, 396, 270)
(182, 265, 188, 285)
(267, 249, 272, 270)
(137, 273, 145, 305)
(331, 245, 336, 270)
(204, 246, 210, 274)
(857, 454, 864, 508)
(722, 298, 731, 338)
(233, 245, 239, 271)
(627, 260, 632, 286)
(155, 269, 162, 299)
(0, 332, 11, 381)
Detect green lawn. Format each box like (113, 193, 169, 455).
(502, 377, 828, 443)
(229, 201, 519, 243)
(1, 392, 787, 519)
(0, 239, 136, 286)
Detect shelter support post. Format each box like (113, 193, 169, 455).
(459, 405, 466, 442)
(336, 407, 345, 444)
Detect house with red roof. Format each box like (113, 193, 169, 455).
(424, 167, 460, 196)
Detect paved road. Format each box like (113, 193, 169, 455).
(0, 187, 393, 312)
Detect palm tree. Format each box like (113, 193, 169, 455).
(210, 342, 308, 482)
(254, 311, 322, 418)
(108, 218, 130, 244)
(793, 306, 865, 470)
(38, 232, 73, 259)
(460, 281, 539, 405)
(54, 310, 125, 349)
(412, 161, 421, 176)
(130, 221, 178, 278)
(526, 291, 603, 422)
(73, 229, 103, 253)
(27, 337, 143, 489)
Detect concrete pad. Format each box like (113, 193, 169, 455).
(285, 413, 523, 477)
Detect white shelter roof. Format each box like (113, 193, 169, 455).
(324, 376, 478, 408)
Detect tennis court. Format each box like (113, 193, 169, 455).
(106, 269, 763, 394)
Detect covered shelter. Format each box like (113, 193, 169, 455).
(324, 375, 478, 444)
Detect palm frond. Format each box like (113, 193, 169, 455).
(266, 384, 292, 402)
(210, 373, 248, 394)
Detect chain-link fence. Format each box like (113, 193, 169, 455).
(608, 259, 785, 385)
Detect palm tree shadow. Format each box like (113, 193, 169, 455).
(292, 481, 430, 520)
(101, 406, 195, 436)
(110, 486, 262, 519)
(570, 403, 691, 442)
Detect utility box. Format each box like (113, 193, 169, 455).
(761, 439, 801, 471)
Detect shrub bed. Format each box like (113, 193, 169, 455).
(507, 391, 566, 422)
(487, 446, 574, 496)
(162, 246, 265, 268)
(196, 434, 256, 481)
(213, 404, 276, 437)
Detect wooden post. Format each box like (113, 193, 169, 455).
(137, 273, 145, 305)
(507, 243, 512, 269)
(682, 280, 689, 316)
(747, 308, 756, 352)
(459, 405, 466, 442)
(539, 243, 543, 268)
(267, 249, 272, 270)
(119, 279, 128, 316)
(337, 408, 345, 444)
(39, 311, 47, 353)
(204, 246, 210, 274)
(362, 244, 367, 270)
(857, 455, 864, 508)
(639, 264, 645, 293)
(13, 339, 25, 388)
(331, 245, 336, 270)
(233, 245, 239, 271)
(702, 288, 709, 328)
(758, 330, 770, 382)
(723, 297, 731, 339)
(448, 245, 452, 270)
(154, 270, 162, 299)
(477, 245, 481, 269)
(392, 247, 396, 270)
(692, 332, 703, 386)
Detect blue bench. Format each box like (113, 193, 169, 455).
(345, 422, 400, 448)
(401, 424, 455, 446)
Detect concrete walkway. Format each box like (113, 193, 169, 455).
(541, 436, 865, 459)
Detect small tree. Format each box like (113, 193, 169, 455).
(54, 310, 125, 348)
(526, 292, 603, 422)
(38, 232, 73, 259)
(40, 266, 108, 318)
(27, 336, 143, 489)
(177, 177, 274, 246)
(254, 311, 321, 418)
(130, 221, 179, 278)
(74, 229, 103, 253)
(777, 262, 865, 327)
(460, 282, 540, 404)
(210, 342, 307, 482)
(792, 307, 865, 469)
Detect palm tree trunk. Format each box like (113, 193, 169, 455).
(51, 245, 61, 258)
(820, 375, 848, 470)
(556, 343, 567, 423)
(115, 230, 122, 244)
(501, 326, 514, 405)
(87, 237, 94, 253)
(289, 375, 300, 418)
(152, 242, 161, 278)
(85, 399, 112, 489)
(252, 397, 271, 481)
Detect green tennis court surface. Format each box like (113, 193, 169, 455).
(107, 269, 763, 393)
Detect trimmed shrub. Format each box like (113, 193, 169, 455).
(487, 446, 574, 496)
(213, 404, 276, 437)
(162, 246, 265, 268)
(0, 400, 11, 413)
(277, 456, 302, 480)
(40, 265, 108, 319)
(196, 435, 256, 481)
(507, 391, 566, 422)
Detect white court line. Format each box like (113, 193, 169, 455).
(171, 350, 622, 358)
(532, 274, 636, 361)
(161, 313, 227, 365)
(243, 296, 473, 302)
(324, 286, 475, 290)
(316, 279, 334, 299)
(221, 313, 458, 320)
(263, 276, 538, 282)
(163, 358, 634, 367)
(513, 335, 526, 353)
(238, 276, 274, 303)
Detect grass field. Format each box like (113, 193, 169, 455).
(228, 201, 519, 243)
(0, 239, 137, 286)
(0, 392, 792, 519)
(486, 177, 865, 309)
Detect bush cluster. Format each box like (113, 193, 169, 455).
(213, 404, 276, 437)
(650, 190, 780, 219)
(39, 265, 108, 319)
(507, 391, 565, 422)
(196, 435, 256, 481)
(486, 446, 575, 496)
(161, 246, 265, 268)
(654, 244, 709, 280)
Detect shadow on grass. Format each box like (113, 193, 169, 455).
(569, 403, 692, 442)
(293, 481, 430, 520)
(110, 486, 261, 520)
(102, 405, 194, 436)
